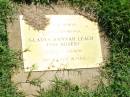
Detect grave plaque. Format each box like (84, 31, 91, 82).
(20, 15, 103, 71)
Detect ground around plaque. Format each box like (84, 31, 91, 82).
(2, 0, 130, 97)
(8, 3, 109, 97)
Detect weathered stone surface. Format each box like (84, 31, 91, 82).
(20, 15, 103, 71)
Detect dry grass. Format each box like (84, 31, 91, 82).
(18, 3, 96, 30)
(19, 5, 50, 30)
(19, 4, 76, 30)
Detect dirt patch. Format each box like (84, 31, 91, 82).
(19, 4, 96, 30)
(19, 4, 76, 30)
(20, 5, 49, 30)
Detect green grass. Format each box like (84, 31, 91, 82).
(0, 0, 25, 97)
(0, 0, 130, 97)
(98, 0, 130, 96)
(37, 78, 93, 97)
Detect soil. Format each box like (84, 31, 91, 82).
(19, 4, 96, 30)
(19, 4, 75, 30)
